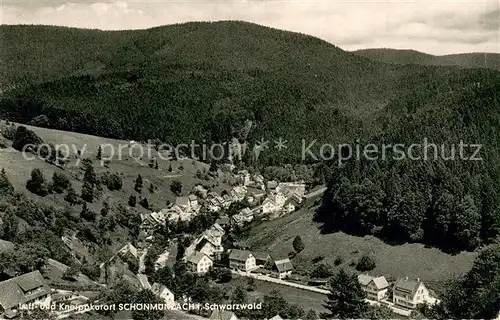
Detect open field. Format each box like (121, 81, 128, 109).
(245, 197, 477, 293)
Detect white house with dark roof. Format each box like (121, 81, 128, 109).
(393, 277, 430, 309)
(187, 252, 213, 274)
(273, 258, 293, 279)
(228, 249, 256, 272)
(358, 274, 390, 301)
(187, 194, 199, 208)
(0, 270, 51, 319)
(151, 282, 175, 308)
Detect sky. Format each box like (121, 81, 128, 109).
(1, 0, 499, 55)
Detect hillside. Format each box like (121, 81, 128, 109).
(245, 197, 476, 292)
(352, 48, 500, 70)
(1, 21, 500, 252)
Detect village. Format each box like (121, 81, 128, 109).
(0, 165, 452, 320)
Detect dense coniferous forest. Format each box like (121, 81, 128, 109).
(1, 21, 500, 252)
(353, 49, 500, 70)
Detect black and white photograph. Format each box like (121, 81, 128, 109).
(0, 0, 499, 319)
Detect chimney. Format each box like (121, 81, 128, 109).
(417, 278, 420, 282)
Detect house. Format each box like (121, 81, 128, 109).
(187, 252, 213, 274)
(261, 192, 286, 215)
(269, 315, 283, 320)
(188, 194, 199, 209)
(210, 309, 238, 320)
(273, 259, 293, 279)
(0, 271, 51, 319)
(231, 214, 246, 228)
(230, 186, 247, 201)
(195, 238, 220, 258)
(240, 208, 254, 221)
(238, 170, 252, 185)
(246, 187, 265, 204)
(266, 180, 278, 191)
(276, 182, 306, 200)
(151, 283, 175, 307)
(283, 197, 300, 214)
(252, 252, 272, 267)
(216, 215, 230, 228)
(140, 213, 163, 233)
(193, 224, 225, 258)
(175, 196, 191, 211)
(207, 198, 222, 213)
(358, 274, 390, 301)
(117, 243, 139, 263)
(228, 249, 256, 272)
(393, 277, 431, 309)
(155, 250, 170, 271)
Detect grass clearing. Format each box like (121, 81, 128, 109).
(245, 197, 477, 293)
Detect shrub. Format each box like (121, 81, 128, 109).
(293, 235, 305, 253)
(52, 172, 70, 193)
(356, 255, 376, 272)
(170, 180, 182, 196)
(312, 255, 325, 263)
(65, 186, 80, 205)
(334, 256, 343, 266)
(310, 263, 334, 278)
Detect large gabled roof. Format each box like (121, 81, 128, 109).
(187, 252, 211, 265)
(394, 278, 423, 297)
(0, 270, 48, 311)
(228, 249, 253, 262)
(274, 258, 293, 272)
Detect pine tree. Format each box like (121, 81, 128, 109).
(81, 181, 94, 202)
(170, 180, 182, 196)
(134, 174, 143, 193)
(0, 168, 14, 196)
(52, 172, 70, 193)
(65, 186, 80, 205)
(80, 203, 96, 221)
(101, 201, 110, 217)
(139, 197, 149, 210)
(26, 168, 48, 196)
(322, 269, 368, 319)
(128, 194, 137, 207)
(97, 145, 102, 160)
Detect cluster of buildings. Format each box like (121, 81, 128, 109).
(139, 168, 307, 235)
(184, 223, 226, 274)
(358, 274, 438, 310)
(231, 181, 306, 228)
(227, 249, 294, 280)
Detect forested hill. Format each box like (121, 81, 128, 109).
(1, 21, 500, 253)
(0, 21, 496, 150)
(353, 48, 500, 70)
